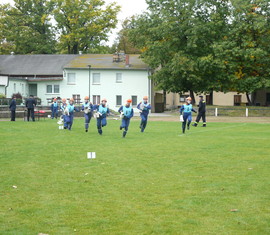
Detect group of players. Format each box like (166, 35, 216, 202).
(50, 95, 206, 137)
(51, 95, 151, 138)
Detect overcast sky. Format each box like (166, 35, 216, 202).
(1, 0, 148, 46)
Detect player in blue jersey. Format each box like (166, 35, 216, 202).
(137, 96, 151, 132)
(60, 98, 68, 129)
(81, 96, 93, 132)
(51, 98, 59, 119)
(118, 99, 134, 138)
(93, 98, 110, 135)
(65, 98, 79, 130)
(180, 97, 197, 134)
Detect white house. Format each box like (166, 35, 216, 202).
(0, 54, 152, 112)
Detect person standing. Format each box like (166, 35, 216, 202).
(137, 96, 151, 132)
(26, 95, 36, 122)
(50, 98, 59, 119)
(81, 96, 93, 132)
(9, 96, 16, 121)
(118, 99, 134, 138)
(180, 97, 197, 134)
(193, 95, 206, 127)
(93, 98, 110, 135)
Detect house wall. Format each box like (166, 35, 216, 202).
(0, 86, 5, 95)
(6, 78, 29, 98)
(34, 69, 150, 112)
(213, 91, 248, 106)
(164, 91, 249, 108)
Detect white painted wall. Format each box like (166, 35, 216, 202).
(60, 69, 150, 112)
(6, 79, 28, 98)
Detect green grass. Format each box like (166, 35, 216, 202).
(0, 118, 270, 235)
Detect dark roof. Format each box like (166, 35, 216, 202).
(0, 54, 78, 76)
(64, 54, 149, 70)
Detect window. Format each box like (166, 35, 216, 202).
(46, 85, 60, 94)
(72, 94, 80, 104)
(93, 95, 100, 105)
(180, 95, 189, 102)
(47, 85, 52, 93)
(13, 83, 16, 92)
(92, 73, 100, 84)
(116, 73, 122, 83)
(54, 85, 60, 93)
(116, 95, 122, 106)
(132, 96, 137, 106)
(67, 73, 76, 84)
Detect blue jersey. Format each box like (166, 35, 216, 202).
(82, 102, 93, 111)
(118, 105, 134, 118)
(137, 102, 151, 116)
(180, 104, 196, 114)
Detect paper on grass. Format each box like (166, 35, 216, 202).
(87, 152, 96, 159)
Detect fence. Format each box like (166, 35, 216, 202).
(206, 107, 270, 117)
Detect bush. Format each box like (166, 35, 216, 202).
(0, 93, 6, 99)
(12, 93, 22, 99)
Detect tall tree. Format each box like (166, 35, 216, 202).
(53, 0, 120, 54)
(129, 0, 231, 103)
(115, 18, 141, 54)
(0, 0, 56, 54)
(213, 0, 270, 105)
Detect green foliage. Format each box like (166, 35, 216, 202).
(0, 93, 6, 98)
(53, 0, 120, 54)
(0, 0, 120, 55)
(0, 0, 56, 54)
(128, 0, 270, 99)
(0, 119, 270, 234)
(114, 18, 141, 54)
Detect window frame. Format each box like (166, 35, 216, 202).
(92, 73, 101, 85)
(67, 73, 76, 85)
(116, 95, 122, 106)
(116, 73, 122, 83)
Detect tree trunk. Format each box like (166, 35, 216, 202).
(190, 90, 196, 104)
(246, 92, 252, 106)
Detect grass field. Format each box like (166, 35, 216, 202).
(0, 118, 270, 235)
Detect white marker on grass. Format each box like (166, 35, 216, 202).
(87, 152, 96, 159)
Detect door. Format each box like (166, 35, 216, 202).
(29, 84, 37, 96)
(234, 95, 241, 106)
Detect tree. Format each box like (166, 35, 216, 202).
(129, 0, 270, 105)
(0, 0, 56, 54)
(128, 0, 231, 103)
(53, 0, 120, 54)
(115, 18, 141, 54)
(212, 0, 270, 105)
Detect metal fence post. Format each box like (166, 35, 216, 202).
(215, 108, 218, 117)
(246, 108, 248, 117)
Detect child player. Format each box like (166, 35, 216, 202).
(51, 98, 59, 119)
(118, 99, 134, 138)
(179, 97, 197, 134)
(81, 96, 93, 132)
(137, 96, 151, 132)
(93, 98, 110, 135)
(65, 98, 79, 131)
(60, 98, 68, 129)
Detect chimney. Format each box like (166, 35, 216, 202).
(125, 54, 130, 67)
